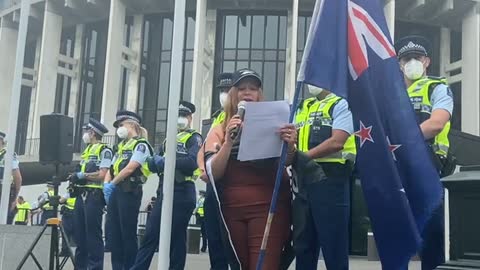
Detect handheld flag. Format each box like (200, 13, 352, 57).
(298, 0, 443, 268)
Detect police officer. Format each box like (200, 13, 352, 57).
(38, 183, 56, 225)
(211, 72, 233, 127)
(104, 110, 153, 270)
(293, 85, 356, 270)
(197, 73, 232, 270)
(195, 190, 207, 252)
(69, 118, 112, 269)
(59, 191, 76, 256)
(14, 196, 30, 225)
(0, 131, 23, 224)
(395, 35, 453, 270)
(132, 101, 201, 270)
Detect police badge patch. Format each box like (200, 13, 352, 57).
(103, 150, 113, 160)
(136, 144, 147, 153)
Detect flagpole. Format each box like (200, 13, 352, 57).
(255, 81, 303, 270)
(157, 0, 186, 268)
(0, 0, 31, 224)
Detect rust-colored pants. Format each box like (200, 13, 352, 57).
(223, 202, 291, 270)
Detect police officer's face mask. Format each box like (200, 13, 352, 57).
(219, 92, 228, 108)
(308, 85, 324, 96)
(403, 58, 425, 81)
(82, 132, 92, 144)
(177, 117, 189, 130)
(116, 126, 129, 139)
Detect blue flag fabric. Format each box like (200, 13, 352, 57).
(298, 0, 443, 268)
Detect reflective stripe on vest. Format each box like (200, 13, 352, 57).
(295, 95, 357, 164)
(408, 77, 450, 157)
(42, 190, 54, 210)
(212, 111, 226, 128)
(78, 143, 108, 189)
(113, 138, 153, 178)
(162, 130, 200, 182)
(15, 202, 30, 223)
(64, 198, 76, 210)
(196, 197, 205, 217)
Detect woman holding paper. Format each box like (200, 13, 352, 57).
(203, 68, 297, 270)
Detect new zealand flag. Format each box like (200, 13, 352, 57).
(298, 0, 443, 268)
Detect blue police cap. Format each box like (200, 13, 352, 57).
(232, 68, 262, 87)
(394, 35, 431, 59)
(216, 72, 233, 90)
(0, 131, 5, 140)
(83, 118, 109, 136)
(114, 110, 142, 128)
(179, 101, 196, 117)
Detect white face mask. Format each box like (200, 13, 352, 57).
(116, 126, 129, 139)
(219, 92, 228, 108)
(82, 133, 92, 144)
(177, 117, 189, 130)
(308, 85, 324, 96)
(403, 59, 425, 81)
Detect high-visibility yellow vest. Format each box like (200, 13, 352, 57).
(64, 197, 76, 210)
(212, 111, 225, 128)
(295, 95, 357, 164)
(15, 202, 31, 223)
(112, 137, 153, 179)
(42, 190, 54, 211)
(78, 143, 109, 189)
(407, 77, 450, 157)
(162, 130, 201, 182)
(196, 197, 205, 217)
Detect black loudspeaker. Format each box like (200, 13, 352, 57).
(39, 114, 74, 164)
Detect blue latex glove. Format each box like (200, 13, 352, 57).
(103, 183, 116, 203)
(148, 155, 165, 174)
(76, 172, 85, 179)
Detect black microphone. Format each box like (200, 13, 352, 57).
(230, 101, 247, 140)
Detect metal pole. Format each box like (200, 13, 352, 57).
(288, 0, 299, 103)
(383, 0, 395, 41)
(255, 81, 303, 270)
(0, 0, 31, 224)
(157, 0, 186, 268)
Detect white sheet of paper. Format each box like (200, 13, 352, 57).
(237, 101, 290, 161)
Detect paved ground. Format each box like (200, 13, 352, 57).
(62, 253, 421, 269)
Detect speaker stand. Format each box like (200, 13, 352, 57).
(16, 164, 76, 270)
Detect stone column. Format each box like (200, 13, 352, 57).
(198, 9, 217, 123)
(190, 0, 207, 130)
(461, 5, 480, 135)
(68, 24, 84, 120)
(0, 19, 18, 131)
(31, 0, 63, 138)
(125, 15, 144, 112)
(100, 0, 126, 130)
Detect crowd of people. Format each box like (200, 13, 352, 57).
(0, 35, 455, 270)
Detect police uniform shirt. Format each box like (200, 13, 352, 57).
(12, 154, 19, 170)
(176, 133, 203, 172)
(0, 153, 20, 181)
(129, 142, 153, 165)
(99, 148, 113, 169)
(39, 191, 51, 204)
(329, 97, 354, 135)
(430, 84, 454, 116)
